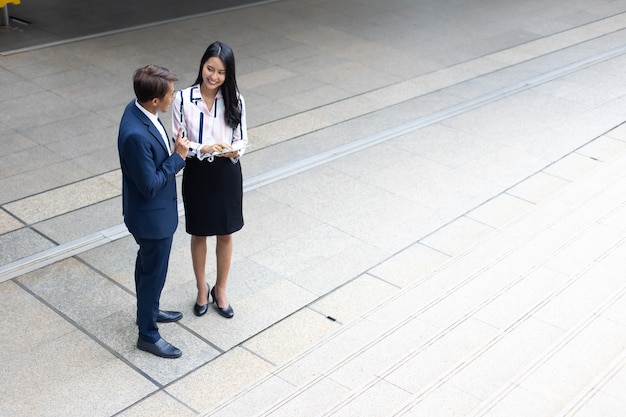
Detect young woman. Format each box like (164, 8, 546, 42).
(172, 41, 248, 318)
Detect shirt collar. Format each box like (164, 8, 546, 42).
(191, 85, 223, 102)
(134, 99, 161, 125)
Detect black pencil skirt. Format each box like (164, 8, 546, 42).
(182, 156, 244, 236)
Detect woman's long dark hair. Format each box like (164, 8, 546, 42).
(193, 41, 241, 129)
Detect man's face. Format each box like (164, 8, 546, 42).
(156, 82, 175, 113)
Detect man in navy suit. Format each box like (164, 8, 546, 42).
(118, 65, 190, 358)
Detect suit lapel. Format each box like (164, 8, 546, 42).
(132, 104, 170, 155)
(147, 123, 169, 154)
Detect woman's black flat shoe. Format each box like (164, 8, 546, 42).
(193, 282, 210, 316)
(211, 287, 234, 319)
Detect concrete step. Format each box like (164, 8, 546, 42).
(553, 347, 626, 417)
(197, 150, 626, 417)
(400, 274, 626, 417)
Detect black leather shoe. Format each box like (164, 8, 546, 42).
(194, 283, 210, 316)
(211, 287, 234, 319)
(137, 337, 182, 358)
(157, 310, 183, 323)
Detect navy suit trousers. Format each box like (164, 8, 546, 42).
(134, 235, 173, 343)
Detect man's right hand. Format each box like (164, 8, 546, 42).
(174, 128, 190, 159)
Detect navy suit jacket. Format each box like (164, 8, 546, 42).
(118, 100, 185, 239)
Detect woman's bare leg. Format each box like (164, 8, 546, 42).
(191, 235, 209, 305)
(213, 234, 233, 308)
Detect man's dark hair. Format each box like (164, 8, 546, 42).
(133, 65, 178, 102)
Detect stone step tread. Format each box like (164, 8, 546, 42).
(198, 151, 626, 417)
(408, 283, 626, 417)
(553, 347, 626, 417)
(221, 246, 626, 417)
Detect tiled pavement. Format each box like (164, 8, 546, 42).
(2, 0, 626, 416)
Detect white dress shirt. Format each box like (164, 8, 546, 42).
(135, 100, 171, 155)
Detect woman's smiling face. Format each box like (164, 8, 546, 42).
(202, 56, 226, 92)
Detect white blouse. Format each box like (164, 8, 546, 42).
(172, 85, 248, 162)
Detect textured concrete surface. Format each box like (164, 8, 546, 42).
(1, 0, 626, 416)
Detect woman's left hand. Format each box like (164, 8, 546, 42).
(215, 142, 238, 158)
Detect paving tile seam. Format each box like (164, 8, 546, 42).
(200, 151, 626, 415)
(114, 391, 199, 417)
(464, 275, 626, 417)
(0, 205, 26, 229)
(4, 42, 626, 284)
